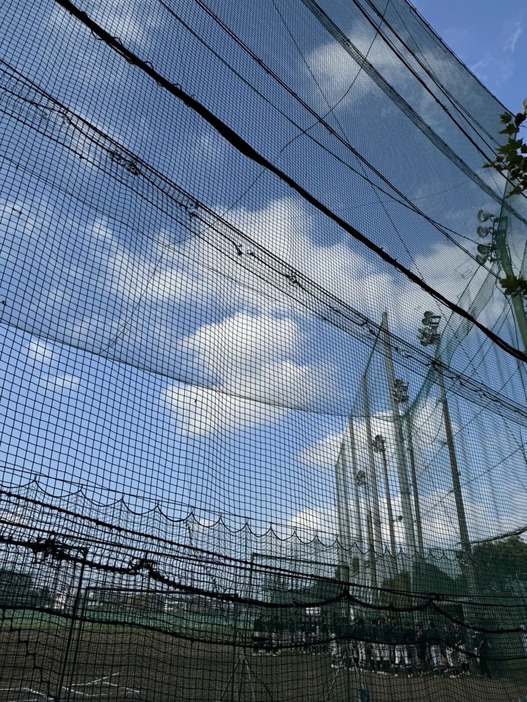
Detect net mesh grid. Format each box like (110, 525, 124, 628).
(1, 0, 527, 700)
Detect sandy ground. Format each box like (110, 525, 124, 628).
(0, 628, 525, 701)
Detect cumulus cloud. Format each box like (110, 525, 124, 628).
(162, 383, 281, 436)
(41, 374, 80, 392)
(226, 196, 500, 341)
(163, 308, 338, 433)
(298, 432, 344, 471)
(26, 338, 80, 393)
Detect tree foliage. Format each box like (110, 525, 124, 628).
(499, 275, 527, 298)
(485, 100, 527, 197)
(0, 568, 52, 608)
(470, 535, 527, 591)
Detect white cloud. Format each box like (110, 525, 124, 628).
(227, 197, 501, 341)
(181, 312, 299, 377)
(108, 244, 193, 305)
(287, 506, 338, 541)
(502, 19, 524, 54)
(42, 374, 80, 392)
(26, 334, 80, 392)
(298, 432, 343, 471)
(469, 55, 515, 89)
(162, 383, 281, 436)
(298, 411, 396, 470)
(28, 340, 54, 363)
(163, 309, 338, 434)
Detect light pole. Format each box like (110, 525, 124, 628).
(394, 379, 425, 557)
(372, 434, 398, 576)
(475, 209, 527, 354)
(381, 312, 417, 555)
(418, 313, 477, 599)
(362, 375, 384, 593)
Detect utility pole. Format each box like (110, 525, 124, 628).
(380, 312, 417, 555)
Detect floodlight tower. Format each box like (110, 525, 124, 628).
(475, 209, 527, 354)
(380, 312, 417, 555)
(372, 434, 398, 575)
(418, 312, 477, 596)
(393, 379, 425, 557)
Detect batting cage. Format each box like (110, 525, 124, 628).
(1, 0, 527, 699)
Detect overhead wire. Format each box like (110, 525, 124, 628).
(50, 0, 527, 366)
(357, 0, 502, 154)
(298, 0, 527, 224)
(272, 0, 429, 282)
(163, 0, 515, 270)
(4, 80, 526, 431)
(7, 6, 527, 540)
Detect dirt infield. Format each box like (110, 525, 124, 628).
(0, 628, 525, 701)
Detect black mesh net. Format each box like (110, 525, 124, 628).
(1, 0, 527, 700)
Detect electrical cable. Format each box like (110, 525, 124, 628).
(49, 0, 527, 366)
(157, 0, 517, 272)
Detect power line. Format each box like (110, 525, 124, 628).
(4, 57, 527, 430)
(50, 0, 527, 366)
(160, 0, 513, 275)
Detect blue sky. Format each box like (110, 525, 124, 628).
(1, 0, 527, 556)
(412, 0, 527, 111)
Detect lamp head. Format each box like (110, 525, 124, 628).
(421, 311, 441, 327)
(477, 209, 495, 223)
(477, 244, 493, 256)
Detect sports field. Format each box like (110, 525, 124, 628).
(0, 627, 525, 702)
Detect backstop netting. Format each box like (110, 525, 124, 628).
(1, 0, 527, 700)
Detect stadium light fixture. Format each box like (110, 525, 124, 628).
(476, 243, 493, 257)
(477, 209, 495, 223)
(418, 311, 441, 347)
(474, 207, 527, 354)
(372, 434, 386, 453)
(393, 378, 409, 404)
(476, 226, 492, 238)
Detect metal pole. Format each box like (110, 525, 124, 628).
(435, 361, 478, 602)
(435, 364, 471, 553)
(366, 512, 377, 594)
(492, 213, 527, 354)
(346, 416, 364, 546)
(418, 313, 478, 607)
(334, 437, 353, 555)
(402, 405, 425, 557)
(374, 437, 398, 575)
(58, 549, 87, 702)
(362, 375, 384, 586)
(380, 312, 417, 554)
